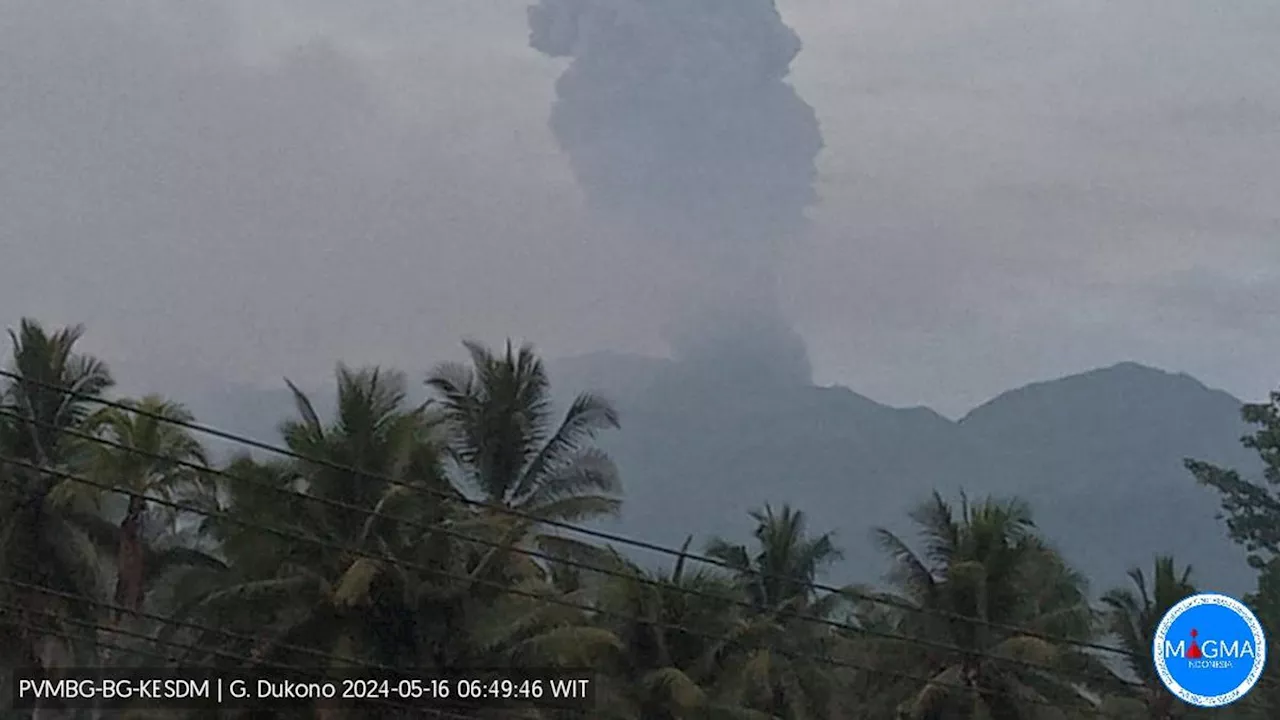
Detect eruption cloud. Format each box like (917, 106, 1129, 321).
(529, 0, 822, 386)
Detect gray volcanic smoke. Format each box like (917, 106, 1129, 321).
(529, 0, 822, 386)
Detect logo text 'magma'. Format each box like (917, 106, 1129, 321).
(1164, 640, 1256, 659)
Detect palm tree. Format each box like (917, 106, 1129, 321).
(160, 455, 301, 665)
(178, 365, 457, 675)
(599, 540, 769, 720)
(0, 319, 115, 674)
(84, 396, 222, 617)
(872, 491, 1102, 719)
(478, 538, 763, 720)
(706, 505, 849, 720)
(707, 505, 844, 616)
(1, 318, 114, 466)
(426, 340, 622, 580)
(1100, 556, 1197, 718)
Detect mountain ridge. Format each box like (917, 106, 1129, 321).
(176, 354, 1259, 595)
(546, 353, 1258, 595)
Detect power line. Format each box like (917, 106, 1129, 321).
(0, 454, 1121, 715)
(18, 437, 1271, 714)
(0, 405, 1144, 693)
(1, 585, 1106, 720)
(0, 368, 1143, 661)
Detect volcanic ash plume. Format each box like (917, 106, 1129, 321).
(530, 0, 822, 386)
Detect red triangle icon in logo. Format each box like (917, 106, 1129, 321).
(1187, 629, 1203, 660)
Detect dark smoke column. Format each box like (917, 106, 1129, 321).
(530, 0, 823, 386)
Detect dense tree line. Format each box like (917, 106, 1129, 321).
(1, 317, 1278, 719)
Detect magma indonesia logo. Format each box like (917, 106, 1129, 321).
(1154, 593, 1267, 707)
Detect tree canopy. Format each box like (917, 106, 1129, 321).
(0, 317, 1272, 719)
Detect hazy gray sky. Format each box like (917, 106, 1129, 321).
(2, 0, 1277, 417)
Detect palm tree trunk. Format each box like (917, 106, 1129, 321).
(113, 496, 147, 619)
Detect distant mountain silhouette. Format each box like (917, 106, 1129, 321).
(954, 361, 1257, 593)
(548, 355, 1259, 595)
(178, 356, 1261, 595)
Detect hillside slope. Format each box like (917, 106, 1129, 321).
(552, 356, 1259, 594)
(177, 357, 1261, 595)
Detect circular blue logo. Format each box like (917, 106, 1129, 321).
(1153, 593, 1267, 707)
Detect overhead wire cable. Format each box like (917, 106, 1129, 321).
(0, 368, 1145, 661)
(0, 405, 1144, 694)
(0, 454, 1129, 716)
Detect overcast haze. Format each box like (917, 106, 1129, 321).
(2, 0, 1278, 417)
